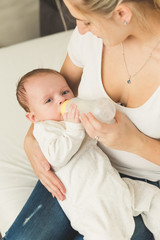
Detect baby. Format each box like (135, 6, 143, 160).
(16, 68, 160, 240)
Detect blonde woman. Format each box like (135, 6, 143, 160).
(3, 1, 160, 240)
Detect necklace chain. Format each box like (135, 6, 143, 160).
(122, 39, 160, 84)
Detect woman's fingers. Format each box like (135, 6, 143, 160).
(40, 170, 66, 201)
(80, 112, 105, 139)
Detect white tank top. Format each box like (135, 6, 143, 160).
(68, 28, 160, 181)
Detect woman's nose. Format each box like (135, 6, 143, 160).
(76, 20, 89, 35)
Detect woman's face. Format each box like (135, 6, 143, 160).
(63, 0, 129, 46)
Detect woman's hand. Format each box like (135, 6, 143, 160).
(80, 111, 142, 153)
(24, 124, 66, 201)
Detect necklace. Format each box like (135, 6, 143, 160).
(122, 39, 160, 84)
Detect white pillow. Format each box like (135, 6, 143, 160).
(0, 30, 73, 236)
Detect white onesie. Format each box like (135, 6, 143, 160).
(34, 120, 160, 240)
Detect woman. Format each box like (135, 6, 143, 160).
(2, 0, 160, 239)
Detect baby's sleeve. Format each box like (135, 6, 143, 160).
(33, 121, 85, 171)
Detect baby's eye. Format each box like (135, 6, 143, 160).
(45, 98, 52, 104)
(62, 90, 69, 95)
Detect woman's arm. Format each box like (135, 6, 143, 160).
(80, 111, 160, 166)
(133, 129, 160, 166)
(60, 53, 83, 96)
(24, 124, 66, 200)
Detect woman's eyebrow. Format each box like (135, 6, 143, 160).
(72, 16, 86, 22)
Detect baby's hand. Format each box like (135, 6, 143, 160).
(63, 103, 80, 123)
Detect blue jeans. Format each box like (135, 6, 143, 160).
(2, 181, 81, 240)
(2, 176, 160, 240)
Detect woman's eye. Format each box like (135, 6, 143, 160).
(84, 22, 90, 26)
(62, 90, 69, 95)
(45, 98, 52, 103)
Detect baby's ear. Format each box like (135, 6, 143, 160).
(25, 112, 36, 123)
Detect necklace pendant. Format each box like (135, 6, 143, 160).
(127, 79, 131, 84)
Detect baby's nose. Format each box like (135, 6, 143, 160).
(57, 96, 66, 105)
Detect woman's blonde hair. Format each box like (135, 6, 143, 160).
(71, 0, 160, 14)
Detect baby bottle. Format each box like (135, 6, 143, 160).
(61, 97, 116, 124)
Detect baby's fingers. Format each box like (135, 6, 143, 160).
(65, 103, 80, 123)
(68, 103, 77, 117)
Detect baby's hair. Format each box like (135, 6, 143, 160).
(16, 68, 61, 112)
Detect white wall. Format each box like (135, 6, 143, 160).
(0, 0, 40, 47)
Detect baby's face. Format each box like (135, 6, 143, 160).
(25, 72, 74, 122)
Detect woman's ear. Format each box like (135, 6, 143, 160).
(25, 112, 37, 123)
(114, 3, 132, 25)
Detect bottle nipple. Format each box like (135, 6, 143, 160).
(60, 100, 69, 115)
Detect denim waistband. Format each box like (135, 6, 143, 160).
(120, 173, 160, 188)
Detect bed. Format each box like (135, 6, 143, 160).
(0, 29, 73, 237)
